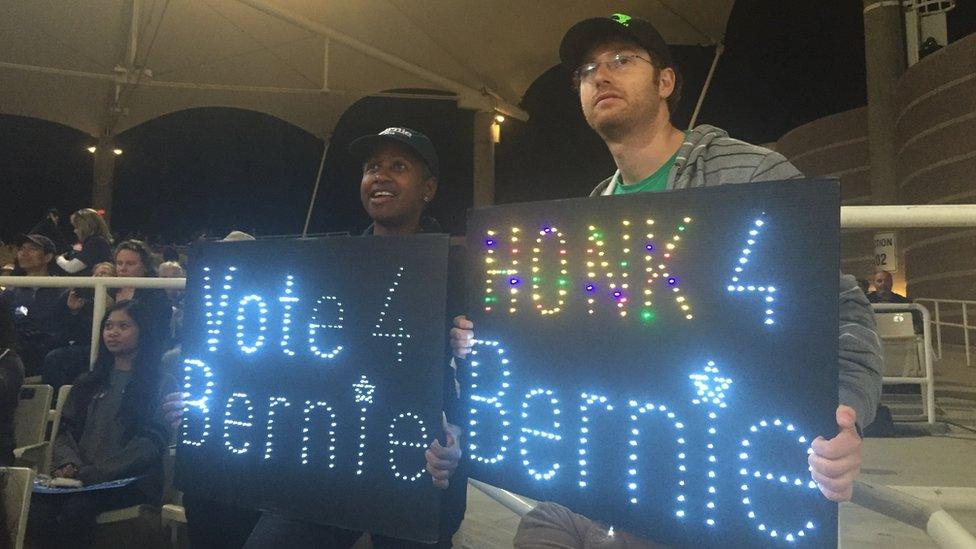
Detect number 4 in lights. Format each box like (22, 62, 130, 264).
(727, 217, 777, 326)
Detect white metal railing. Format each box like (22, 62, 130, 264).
(914, 298, 976, 366)
(0, 276, 184, 366)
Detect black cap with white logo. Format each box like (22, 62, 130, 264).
(349, 127, 439, 178)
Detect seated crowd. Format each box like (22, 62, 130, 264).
(0, 208, 189, 547)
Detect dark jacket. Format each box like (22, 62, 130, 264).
(53, 370, 176, 502)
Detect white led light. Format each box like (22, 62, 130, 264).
(223, 393, 254, 455)
(353, 375, 375, 475)
(301, 400, 336, 467)
(309, 295, 344, 359)
(520, 388, 561, 481)
(278, 275, 298, 356)
(389, 412, 429, 481)
(727, 216, 777, 326)
(371, 267, 412, 363)
(264, 396, 290, 460)
(468, 340, 512, 465)
(180, 358, 214, 447)
(739, 417, 819, 543)
(236, 294, 269, 354)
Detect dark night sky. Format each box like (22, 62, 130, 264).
(2, 1, 973, 243)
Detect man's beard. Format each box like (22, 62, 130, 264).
(588, 106, 639, 143)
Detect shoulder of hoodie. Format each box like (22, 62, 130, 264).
(590, 124, 801, 197)
(678, 124, 780, 165)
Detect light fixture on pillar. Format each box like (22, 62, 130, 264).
(491, 113, 505, 144)
(87, 146, 97, 154)
(113, 148, 123, 156)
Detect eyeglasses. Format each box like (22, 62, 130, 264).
(573, 53, 653, 85)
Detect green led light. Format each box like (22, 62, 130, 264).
(484, 296, 497, 303)
(640, 309, 656, 323)
(678, 226, 686, 231)
(532, 276, 541, 283)
(557, 278, 568, 286)
(620, 261, 629, 267)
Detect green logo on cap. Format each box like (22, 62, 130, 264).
(611, 13, 632, 27)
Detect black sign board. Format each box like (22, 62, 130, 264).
(464, 180, 840, 547)
(176, 235, 449, 543)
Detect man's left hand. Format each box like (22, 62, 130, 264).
(426, 414, 461, 489)
(809, 405, 861, 502)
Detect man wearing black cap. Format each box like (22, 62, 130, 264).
(450, 13, 882, 547)
(1, 235, 70, 376)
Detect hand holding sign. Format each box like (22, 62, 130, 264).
(163, 391, 185, 429)
(450, 315, 474, 358)
(426, 413, 462, 489)
(808, 405, 861, 502)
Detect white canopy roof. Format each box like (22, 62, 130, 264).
(0, 0, 733, 138)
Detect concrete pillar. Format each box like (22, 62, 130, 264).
(92, 135, 117, 222)
(862, 0, 907, 205)
(472, 110, 496, 207)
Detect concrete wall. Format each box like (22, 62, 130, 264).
(776, 33, 976, 301)
(896, 34, 976, 301)
(777, 108, 877, 286)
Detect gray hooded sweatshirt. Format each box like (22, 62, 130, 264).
(592, 124, 883, 430)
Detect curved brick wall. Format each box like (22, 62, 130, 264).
(777, 108, 875, 282)
(896, 34, 976, 301)
(776, 33, 976, 302)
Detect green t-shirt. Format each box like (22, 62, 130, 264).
(612, 147, 681, 195)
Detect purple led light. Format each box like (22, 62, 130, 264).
(485, 239, 495, 247)
(667, 277, 678, 286)
(509, 277, 521, 286)
(542, 227, 553, 234)
(612, 291, 623, 298)
(585, 284, 596, 292)
(645, 243, 654, 251)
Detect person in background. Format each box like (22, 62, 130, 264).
(157, 260, 185, 350)
(41, 264, 117, 392)
(57, 209, 113, 276)
(867, 270, 908, 304)
(27, 299, 176, 548)
(160, 246, 180, 264)
(112, 240, 171, 347)
(1, 234, 66, 377)
(30, 208, 70, 255)
(857, 278, 871, 296)
(0, 294, 25, 466)
(163, 231, 262, 549)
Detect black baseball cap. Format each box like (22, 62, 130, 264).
(14, 234, 55, 254)
(349, 127, 439, 178)
(559, 13, 673, 72)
